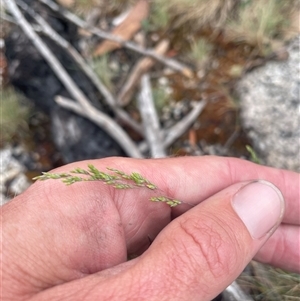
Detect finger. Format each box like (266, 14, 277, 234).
(53, 156, 299, 225)
(254, 224, 300, 273)
(32, 156, 298, 266)
(31, 180, 285, 301)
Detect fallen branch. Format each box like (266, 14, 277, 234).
(55, 96, 143, 158)
(1, 12, 20, 25)
(118, 39, 169, 106)
(15, 0, 142, 135)
(38, 0, 193, 78)
(4, 0, 91, 111)
(4, 0, 142, 158)
(138, 74, 166, 158)
(139, 100, 206, 153)
(164, 100, 207, 147)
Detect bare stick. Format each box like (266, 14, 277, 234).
(4, 0, 93, 111)
(0, 12, 18, 25)
(4, 0, 142, 158)
(38, 0, 193, 77)
(118, 39, 169, 106)
(15, 0, 142, 135)
(139, 100, 206, 153)
(138, 74, 166, 158)
(55, 96, 143, 158)
(164, 100, 207, 147)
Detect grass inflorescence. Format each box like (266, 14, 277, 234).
(33, 164, 182, 207)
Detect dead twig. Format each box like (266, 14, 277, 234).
(4, 0, 142, 158)
(0, 12, 19, 25)
(37, 0, 193, 78)
(164, 100, 207, 147)
(118, 39, 169, 106)
(15, 0, 142, 135)
(4, 0, 90, 111)
(55, 96, 143, 158)
(138, 74, 166, 158)
(139, 100, 206, 153)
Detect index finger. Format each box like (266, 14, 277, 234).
(60, 155, 299, 225)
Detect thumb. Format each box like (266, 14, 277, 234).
(134, 180, 285, 301)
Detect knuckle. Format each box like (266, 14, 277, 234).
(177, 215, 241, 280)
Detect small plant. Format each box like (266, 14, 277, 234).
(0, 87, 30, 144)
(92, 55, 114, 91)
(188, 38, 213, 69)
(148, 3, 170, 31)
(33, 164, 183, 207)
(152, 85, 170, 114)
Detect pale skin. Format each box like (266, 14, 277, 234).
(2, 156, 300, 301)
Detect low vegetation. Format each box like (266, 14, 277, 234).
(0, 87, 30, 145)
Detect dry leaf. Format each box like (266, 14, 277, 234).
(93, 0, 149, 57)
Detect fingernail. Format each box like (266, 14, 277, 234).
(232, 181, 285, 239)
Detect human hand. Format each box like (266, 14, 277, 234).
(2, 156, 299, 300)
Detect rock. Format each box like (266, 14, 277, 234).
(10, 174, 31, 196)
(0, 147, 31, 205)
(236, 36, 300, 172)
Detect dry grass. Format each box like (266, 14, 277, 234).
(71, 0, 136, 16)
(151, 0, 237, 30)
(238, 262, 300, 301)
(225, 0, 297, 50)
